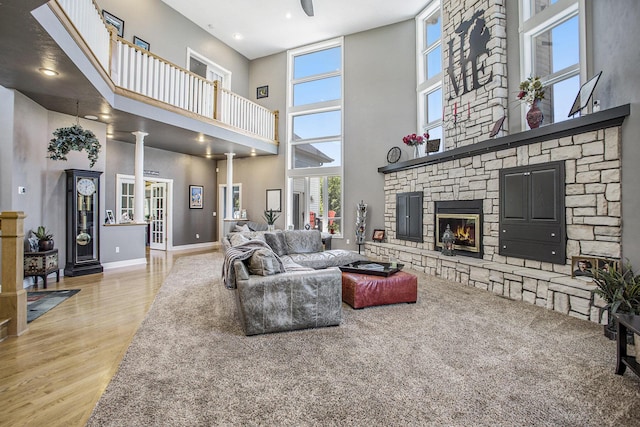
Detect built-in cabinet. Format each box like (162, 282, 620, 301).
(499, 161, 565, 264)
(396, 192, 423, 242)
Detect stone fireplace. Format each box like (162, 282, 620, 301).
(435, 200, 482, 258)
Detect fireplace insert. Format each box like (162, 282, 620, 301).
(434, 200, 483, 258)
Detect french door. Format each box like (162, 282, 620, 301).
(149, 182, 167, 250)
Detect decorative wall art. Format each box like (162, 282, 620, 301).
(102, 10, 124, 37)
(133, 36, 150, 51)
(257, 85, 269, 99)
(266, 189, 281, 212)
(189, 185, 203, 209)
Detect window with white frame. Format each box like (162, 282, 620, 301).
(116, 175, 135, 223)
(416, 2, 443, 153)
(287, 39, 343, 234)
(521, 0, 583, 124)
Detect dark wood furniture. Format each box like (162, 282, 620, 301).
(613, 313, 640, 378)
(24, 249, 59, 289)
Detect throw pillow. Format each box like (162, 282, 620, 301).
(234, 224, 251, 232)
(264, 232, 288, 257)
(247, 248, 282, 276)
(229, 233, 250, 247)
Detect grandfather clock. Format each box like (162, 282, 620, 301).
(64, 169, 103, 276)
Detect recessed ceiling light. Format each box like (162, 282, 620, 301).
(106, 133, 114, 138)
(101, 114, 111, 120)
(232, 33, 243, 40)
(39, 68, 58, 77)
(84, 115, 98, 120)
(285, 12, 292, 19)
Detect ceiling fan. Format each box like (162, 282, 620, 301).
(301, 0, 314, 16)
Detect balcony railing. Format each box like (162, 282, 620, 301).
(54, 0, 278, 143)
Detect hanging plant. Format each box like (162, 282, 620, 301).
(47, 124, 101, 168)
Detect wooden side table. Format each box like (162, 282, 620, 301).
(613, 313, 640, 378)
(24, 249, 59, 289)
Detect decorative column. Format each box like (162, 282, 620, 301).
(225, 153, 235, 220)
(132, 131, 148, 223)
(0, 211, 28, 336)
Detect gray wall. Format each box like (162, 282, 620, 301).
(221, 21, 417, 249)
(591, 0, 640, 269)
(98, 0, 250, 96)
(0, 89, 108, 276)
(106, 139, 217, 246)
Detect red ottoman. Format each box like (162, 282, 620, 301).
(341, 271, 418, 309)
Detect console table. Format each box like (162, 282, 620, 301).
(24, 249, 59, 289)
(613, 313, 640, 378)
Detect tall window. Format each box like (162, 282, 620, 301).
(521, 0, 583, 124)
(287, 38, 343, 234)
(416, 2, 443, 154)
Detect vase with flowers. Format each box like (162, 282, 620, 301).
(517, 76, 546, 129)
(403, 132, 429, 159)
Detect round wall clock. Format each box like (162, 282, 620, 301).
(77, 178, 96, 196)
(387, 146, 401, 164)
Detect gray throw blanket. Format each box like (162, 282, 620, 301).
(222, 239, 284, 289)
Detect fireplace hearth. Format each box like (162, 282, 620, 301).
(435, 200, 483, 257)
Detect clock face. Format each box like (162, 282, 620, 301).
(77, 178, 96, 196)
(387, 146, 401, 164)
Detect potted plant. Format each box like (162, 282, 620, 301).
(263, 209, 280, 231)
(31, 226, 54, 251)
(592, 261, 640, 340)
(47, 124, 101, 168)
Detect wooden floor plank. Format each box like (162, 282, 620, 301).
(0, 247, 218, 427)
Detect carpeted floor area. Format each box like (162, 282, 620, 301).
(27, 289, 80, 323)
(87, 252, 640, 426)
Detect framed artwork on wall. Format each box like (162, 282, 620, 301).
(190, 185, 204, 209)
(266, 189, 281, 212)
(372, 229, 385, 242)
(257, 85, 269, 99)
(105, 209, 115, 224)
(102, 10, 124, 37)
(133, 36, 150, 51)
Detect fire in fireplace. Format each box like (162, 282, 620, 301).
(434, 200, 483, 257)
(436, 214, 480, 253)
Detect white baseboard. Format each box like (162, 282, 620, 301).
(169, 242, 221, 251)
(102, 258, 147, 270)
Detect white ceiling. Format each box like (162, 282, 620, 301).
(160, 0, 429, 60)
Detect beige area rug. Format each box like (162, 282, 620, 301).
(87, 252, 640, 426)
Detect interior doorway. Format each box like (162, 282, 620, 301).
(116, 174, 173, 251)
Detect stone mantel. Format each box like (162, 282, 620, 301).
(379, 104, 630, 174)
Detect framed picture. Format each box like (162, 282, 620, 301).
(568, 71, 602, 117)
(102, 10, 124, 37)
(571, 256, 597, 278)
(266, 189, 281, 212)
(372, 229, 385, 242)
(257, 85, 269, 99)
(133, 36, 150, 51)
(105, 209, 115, 224)
(189, 185, 204, 209)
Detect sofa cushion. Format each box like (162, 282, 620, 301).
(284, 230, 323, 254)
(229, 233, 251, 247)
(234, 224, 251, 232)
(286, 249, 368, 270)
(247, 248, 283, 276)
(264, 231, 289, 257)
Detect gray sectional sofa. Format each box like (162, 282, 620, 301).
(223, 229, 367, 335)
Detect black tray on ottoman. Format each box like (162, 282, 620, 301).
(339, 261, 404, 277)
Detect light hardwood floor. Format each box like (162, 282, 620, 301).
(0, 247, 218, 427)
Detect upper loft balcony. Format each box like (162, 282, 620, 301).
(1, 0, 278, 159)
